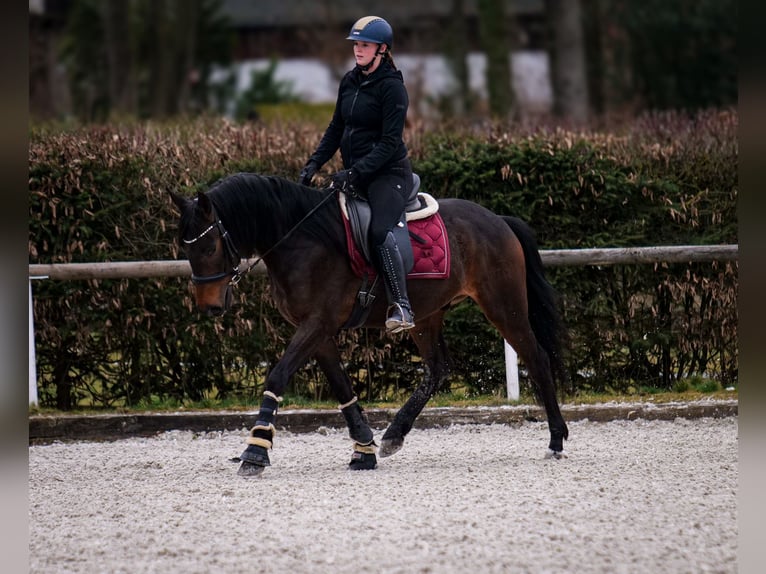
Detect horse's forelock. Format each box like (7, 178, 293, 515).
(177, 200, 194, 242)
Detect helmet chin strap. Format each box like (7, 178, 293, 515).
(359, 45, 384, 72)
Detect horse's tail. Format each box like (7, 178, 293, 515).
(502, 216, 569, 394)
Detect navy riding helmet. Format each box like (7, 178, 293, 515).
(346, 16, 394, 49)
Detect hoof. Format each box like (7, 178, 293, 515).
(378, 436, 404, 458)
(545, 449, 568, 460)
(237, 445, 271, 477)
(349, 451, 377, 470)
(237, 461, 267, 477)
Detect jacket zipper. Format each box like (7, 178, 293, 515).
(347, 85, 361, 165)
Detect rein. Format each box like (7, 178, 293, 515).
(185, 188, 337, 286)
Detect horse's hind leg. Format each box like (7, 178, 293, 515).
(473, 283, 569, 458)
(380, 312, 450, 457)
(517, 336, 568, 457)
(313, 339, 377, 470)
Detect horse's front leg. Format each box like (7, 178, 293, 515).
(313, 339, 377, 470)
(380, 314, 450, 457)
(237, 323, 326, 478)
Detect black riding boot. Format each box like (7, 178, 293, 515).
(375, 231, 415, 333)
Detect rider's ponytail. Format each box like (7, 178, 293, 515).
(383, 50, 397, 70)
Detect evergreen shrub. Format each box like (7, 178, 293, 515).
(29, 110, 737, 408)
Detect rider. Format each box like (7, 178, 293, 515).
(299, 16, 415, 333)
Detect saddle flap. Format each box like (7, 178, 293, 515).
(339, 193, 373, 263)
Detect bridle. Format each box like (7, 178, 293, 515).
(182, 190, 336, 287)
(182, 217, 243, 285)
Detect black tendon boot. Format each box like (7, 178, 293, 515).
(375, 231, 415, 333)
(238, 391, 281, 477)
(340, 397, 377, 470)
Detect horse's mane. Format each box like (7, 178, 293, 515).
(204, 173, 345, 257)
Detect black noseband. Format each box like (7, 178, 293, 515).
(191, 270, 236, 285)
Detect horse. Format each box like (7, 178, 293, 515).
(169, 172, 569, 477)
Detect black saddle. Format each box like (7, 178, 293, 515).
(341, 174, 430, 272)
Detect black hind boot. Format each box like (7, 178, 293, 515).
(375, 231, 415, 333)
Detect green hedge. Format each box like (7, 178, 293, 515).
(29, 110, 738, 409)
(413, 110, 738, 394)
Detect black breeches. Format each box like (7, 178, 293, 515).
(366, 163, 412, 247)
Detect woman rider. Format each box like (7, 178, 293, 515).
(299, 16, 415, 333)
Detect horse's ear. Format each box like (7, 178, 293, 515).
(196, 191, 213, 217)
(168, 190, 189, 213)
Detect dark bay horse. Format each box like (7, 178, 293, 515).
(170, 173, 569, 477)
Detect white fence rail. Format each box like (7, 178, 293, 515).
(28, 244, 738, 404)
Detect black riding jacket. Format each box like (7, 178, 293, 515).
(308, 60, 409, 185)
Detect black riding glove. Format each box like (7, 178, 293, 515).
(299, 161, 319, 186)
(331, 169, 359, 195)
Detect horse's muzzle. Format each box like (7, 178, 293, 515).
(195, 284, 233, 316)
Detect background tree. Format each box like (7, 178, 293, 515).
(581, 0, 737, 114)
(59, 0, 109, 121)
(443, 0, 472, 117)
(59, 0, 231, 121)
(48, 0, 737, 122)
(616, 0, 737, 110)
(102, 0, 136, 117)
(144, 0, 175, 118)
(477, 0, 514, 118)
(546, 0, 590, 123)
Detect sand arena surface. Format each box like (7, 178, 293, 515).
(29, 417, 737, 573)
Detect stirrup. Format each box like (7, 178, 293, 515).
(385, 303, 415, 333)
